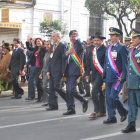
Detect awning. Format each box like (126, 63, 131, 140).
(0, 22, 22, 29)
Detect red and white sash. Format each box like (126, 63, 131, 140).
(92, 47, 103, 75)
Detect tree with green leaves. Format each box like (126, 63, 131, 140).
(40, 20, 68, 38)
(85, 0, 140, 36)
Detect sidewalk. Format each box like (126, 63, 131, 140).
(0, 82, 28, 98)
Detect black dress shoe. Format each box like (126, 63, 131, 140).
(83, 94, 90, 97)
(16, 94, 22, 99)
(11, 94, 22, 99)
(103, 118, 117, 124)
(11, 96, 16, 99)
(42, 103, 49, 107)
(25, 97, 34, 101)
(46, 107, 58, 111)
(82, 99, 88, 113)
(121, 125, 136, 133)
(120, 111, 128, 122)
(35, 99, 42, 103)
(63, 110, 76, 115)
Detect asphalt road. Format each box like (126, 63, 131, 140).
(0, 88, 140, 140)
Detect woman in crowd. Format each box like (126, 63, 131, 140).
(34, 38, 46, 102)
(0, 43, 13, 94)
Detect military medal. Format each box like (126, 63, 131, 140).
(137, 59, 140, 63)
(50, 53, 53, 58)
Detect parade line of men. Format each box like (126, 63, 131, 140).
(7, 27, 140, 133)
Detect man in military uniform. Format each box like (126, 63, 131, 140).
(86, 32, 106, 119)
(122, 29, 140, 133)
(124, 36, 131, 51)
(103, 27, 128, 124)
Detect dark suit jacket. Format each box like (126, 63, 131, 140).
(38, 47, 47, 75)
(9, 47, 26, 74)
(64, 39, 84, 76)
(26, 41, 39, 66)
(86, 44, 106, 79)
(103, 42, 127, 83)
(83, 45, 92, 73)
(48, 42, 65, 77)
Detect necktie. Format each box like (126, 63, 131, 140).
(12, 49, 17, 56)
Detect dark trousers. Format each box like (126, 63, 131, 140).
(35, 68, 43, 100)
(92, 76, 106, 114)
(12, 72, 24, 97)
(83, 75, 90, 96)
(66, 75, 86, 110)
(106, 82, 128, 119)
(128, 89, 140, 126)
(49, 75, 66, 108)
(28, 66, 36, 99)
(77, 78, 85, 94)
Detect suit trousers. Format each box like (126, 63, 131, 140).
(105, 82, 128, 119)
(35, 68, 43, 100)
(77, 78, 85, 95)
(49, 75, 66, 108)
(83, 75, 91, 96)
(12, 72, 24, 97)
(92, 76, 106, 114)
(66, 75, 86, 110)
(42, 71, 49, 102)
(128, 89, 140, 126)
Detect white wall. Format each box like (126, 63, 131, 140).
(0, 0, 89, 44)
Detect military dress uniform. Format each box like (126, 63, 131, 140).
(103, 27, 128, 124)
(122, 29, 140, 133)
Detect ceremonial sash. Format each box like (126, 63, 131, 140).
(52, 40, 61, 53)
(92, 47, 103, 75)
(68, 43, 85, 76)
(50, 40, 61, 58)
(130, 47, 140, 76)
(107, 45, 122, 91)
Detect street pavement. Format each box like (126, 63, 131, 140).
(0, 87, 140, 140)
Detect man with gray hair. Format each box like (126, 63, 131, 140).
(46, 30, 67, 111)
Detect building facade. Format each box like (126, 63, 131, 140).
(0, 0, 89, 44)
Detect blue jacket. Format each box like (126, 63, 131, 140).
(103, 42, 127, 83)
(64, 39, 84, 76)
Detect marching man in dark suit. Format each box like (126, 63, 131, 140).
(86, 32, 106, 119)
(8, 38, 26, 99)
(46, 31, 66, 111)
(63, 30, 88, 115)
(122, 29, 140, 133)
(103, 27, 128, 124)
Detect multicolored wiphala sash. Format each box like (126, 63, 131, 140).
(92, 47, 103, 75)
(68, 43, 85, 76)
(130, 47, 140, 76)
(107, 45, 122, 91)
(52, 40, 61, 53)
